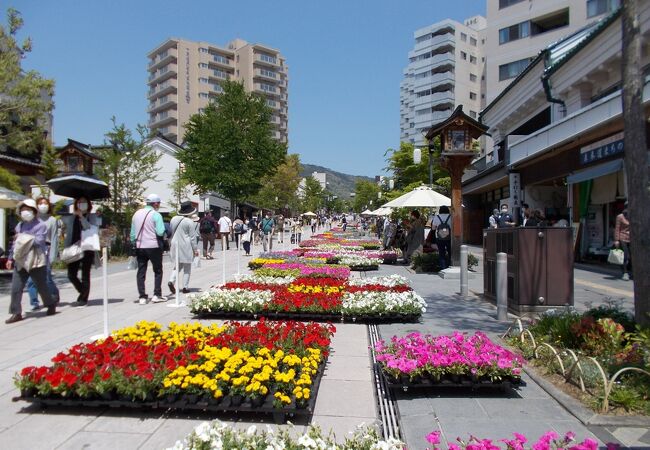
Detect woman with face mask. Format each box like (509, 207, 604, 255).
(5, 199, 57, 324)
(60, 196, 100, 306)
(26, 197, 61, 310)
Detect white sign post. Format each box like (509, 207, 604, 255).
(90, 247, 109, 340)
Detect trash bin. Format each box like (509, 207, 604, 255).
(483, 227, 573, 314)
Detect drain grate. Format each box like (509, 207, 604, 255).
(368, 323, 403, 442)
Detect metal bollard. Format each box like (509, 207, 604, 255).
(460, 245, 468, 298)
(496, 252, 508, 321)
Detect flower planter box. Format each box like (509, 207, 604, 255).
(193, 310, 420, 324)
(17, 358, 326, 423)
(377, 364, 522, 392)
(349, 265, 379, 272)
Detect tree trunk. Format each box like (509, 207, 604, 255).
(622, 0, 650, 326)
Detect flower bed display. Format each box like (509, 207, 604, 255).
(190, 275, 426, 322)
(375, 331, 525, 390)
(15, 320, 334, 420)
(170, 420, 606, 450)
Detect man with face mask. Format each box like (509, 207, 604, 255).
(130, 194, 166, 304)
(5, 199, 56, 323)
(497, 204, 515, 228)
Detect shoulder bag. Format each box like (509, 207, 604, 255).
(131, 210, 152, 256)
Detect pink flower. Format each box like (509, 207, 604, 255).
(426, 431, 441, 445)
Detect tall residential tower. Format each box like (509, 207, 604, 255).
(147, 38, 288, 144)
(400, 16, 486, 146)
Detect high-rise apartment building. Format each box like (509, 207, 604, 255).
(400, 16, 486, 146)
(147, 38, 288, 145)
(484, 0, 621, 104)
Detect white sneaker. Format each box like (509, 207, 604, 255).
(151, 295, 166, 303)
(139, 297, 148, 305)
(622, 273, 630, 281)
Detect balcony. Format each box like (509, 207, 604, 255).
(209, 70, 229, 81)
(148, 95, 178, 114)
(413, 71, 454, 90)
(149, 110, 177, 127)
(413, 32, 455, 53)
(255, 53, 279, 67)
(413, 90, 454, 107)
(147, 79, 177, 99)
(148, 63, 177, 85)
(269, 115, 281, 124)
(149, 48, 178, 72)
(254, 82, 279, 96)
(266, 100, 280, 110)
(411, 52, 455, 72)
(254, 68, 278, 81)
(211, 54, 231, 68)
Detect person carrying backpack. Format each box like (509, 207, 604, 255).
(259, 212, 275, 252)
(199, 211, 218, 259)
(433, 205, 451, 270)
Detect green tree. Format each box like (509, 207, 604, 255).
(168, 166, 193, 212)
(179, 80, 287, 213)
(353, 180, 380, 213)
(95, 117, 160, 228)
(252, 153, 302, 214)
(384, 138, 449, 195)
(40, 141, 60, 181)
(0, 167, 21, 191)
(0, 8, 55, 155)
(302, 176, 324, 212)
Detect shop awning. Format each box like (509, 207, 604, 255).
(566, 159, 623, 184)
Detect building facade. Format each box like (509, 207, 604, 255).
(147, 38, 288, 145)
(400, 16, 486, 146)
(461, 4, 650, 260)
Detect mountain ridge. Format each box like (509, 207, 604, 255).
(300, 163, 374, 200)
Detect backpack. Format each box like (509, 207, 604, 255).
(261, 218, 274, 233)
(233, 222, 244, 233)
(436, 215, 451, 240)
(199, 219, 214, 234)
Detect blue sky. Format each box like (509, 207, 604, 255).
(13, 0, 483, 177)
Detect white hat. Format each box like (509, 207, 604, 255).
(145, 193, 161, 204)
(17, 198, 38, 213)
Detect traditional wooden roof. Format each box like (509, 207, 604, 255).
(425, 105, 488, 140)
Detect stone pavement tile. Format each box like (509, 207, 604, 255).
(515, 374, 550, 399)
(0, 392, 42, 429)
(323, 355, 371, 382)
(310, 414, 377, 443)
(138, 418, 208, 450)
(547, 420, 600, 441)
(0, 408, 97, 449)
(431, 397, 489, 420)
(312, 379, 375, 418)
(57, 431, 150, 450)
(607, 426, 650, 447)
(398, 413, 438, 449)
(84, 410, 166, 433)
(479, 397, 575, 421)
(393, 395, 434, 417)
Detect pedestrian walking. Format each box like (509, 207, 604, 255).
(232, 216, 244, 249)
(167, 201, 199, 295)
(614, 202, 632, 281)
(310, 217, 317, 233)
(432, 205, 452, 270)
(218, 213, 232, 250)
(276, 214, 284, 243)
(61, 196, 100, 307)
(260, 212, 275, 252)
(130, 193, 166, 304)
(5, 199, 57, 324)
(241, 218, 253, 256)
(26, 197, 60, 310)
(199, 211, 218, 258)
(404, 210, 425, 265)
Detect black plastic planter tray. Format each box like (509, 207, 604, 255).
(349, 265, 379, 272)
(14, 361, 326, 424)
(192, 311, 421, 324)
(378, 364, 522, 393)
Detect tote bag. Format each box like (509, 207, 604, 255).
(607, 248, 624, 265)
(80, 225, 101, 251)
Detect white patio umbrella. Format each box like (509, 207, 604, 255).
(301, 211, 317, 217)
(360, 209, 374, 216)
(0, 186, 27, 209)
(372, 206, 393, 216)
(382, 185, 450, 208)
